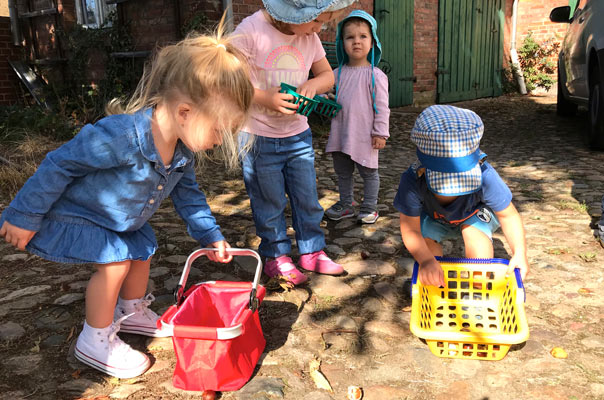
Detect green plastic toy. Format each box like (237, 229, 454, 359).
(279, 83, 318, 116)
(313, 95, 342, 118)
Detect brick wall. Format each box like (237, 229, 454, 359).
(501, 0, 566, 80)
(413, 0, 438, 104)
(0, 16, 23, 105)
(516, 0, 567, 47)
(516, 0, 567, 73)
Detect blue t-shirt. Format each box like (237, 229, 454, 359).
(393, 161, 512, 226)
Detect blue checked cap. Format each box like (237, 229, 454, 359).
(410, 105, 484, 196)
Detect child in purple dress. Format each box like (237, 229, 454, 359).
(325, 10, 390, 224)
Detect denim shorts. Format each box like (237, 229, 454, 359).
(421, 207, 500, 243)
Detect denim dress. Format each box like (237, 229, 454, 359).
(0, 109, 224, 264)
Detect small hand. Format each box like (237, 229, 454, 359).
(508, 252, 529, 281)
(372, 136, 386, 150)
(207, 240, 233, 263)
(296, 81, 320, 99)
(267, 86, 298, 115)
(0, 221, 36, 251)
(418, 258, 445, 287)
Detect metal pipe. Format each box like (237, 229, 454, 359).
(8, 0, 22, 46)
(222, 0, 234, 33)
(510, 0, 527, 94)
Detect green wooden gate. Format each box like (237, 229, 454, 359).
(437, 0, 504, 103)
(375, 0, 414, 107)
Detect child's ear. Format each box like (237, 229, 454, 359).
(176, 103, 192, 126)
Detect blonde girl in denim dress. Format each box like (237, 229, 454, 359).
(233, 0, 356, 286)
(0, 27, 254, 378)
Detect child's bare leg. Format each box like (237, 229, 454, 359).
(461, 225, 493, 258)
(86, 261, 131, 328)
(119, 259, 152, 300)
(425, 237, 443, 257)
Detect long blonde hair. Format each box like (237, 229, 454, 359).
(106, 16, 254, 169)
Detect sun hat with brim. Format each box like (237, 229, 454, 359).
(262, 0, 357, 24)
(335, 10, 381, 66)
(410, 105, 484, 196)
(334, 10, 383, 114)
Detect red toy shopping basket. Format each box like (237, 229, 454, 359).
(158, 248, 266, 392)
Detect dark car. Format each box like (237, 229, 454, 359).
(550, 0, 604, 149)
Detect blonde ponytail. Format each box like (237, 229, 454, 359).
(106, 14, 254, 169)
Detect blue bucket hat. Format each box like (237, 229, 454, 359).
(262, 0, 357, 24)
(334, 10, 382, 113)
(335, 10, 381, 66)
(410, 105, 484, 196)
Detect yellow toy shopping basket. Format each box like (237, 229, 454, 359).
(409, 257, 529, 360)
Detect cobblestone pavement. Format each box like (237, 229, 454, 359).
(1, 94, 604, 400)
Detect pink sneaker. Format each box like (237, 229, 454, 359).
(298, 250, 344, 275)
(264, 255, 308, 285)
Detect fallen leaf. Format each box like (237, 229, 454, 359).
(265, 276, 294, 292)
(347, 385, 363, 400)
(550, 347, 568, 359)
(201, 390, 216, 400)
(309, 358, 333, 393)
(30, 336, 41, 353)
(73, 397, 110, 400)
(66, 326, 76, 342)
(108, 377, 120, 385)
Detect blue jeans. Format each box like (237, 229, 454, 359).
(240, 129, 325, 258)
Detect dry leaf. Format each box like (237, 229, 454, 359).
(309, 358, 333, 393)
(30, 337, 41, 353)
(265, 276, 294, 292)
(550, 347, 568, 359)
(108, 377, 120, 385)
(347, 385, 363, 400)
(201, 390, 216, 400)
(66, 326, 76, 342)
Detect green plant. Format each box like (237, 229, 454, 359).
(517, 32, 560, 92)
(53, 11, 142, 125)
(181, 11, 209, 36)
(0, 105, 76, 143)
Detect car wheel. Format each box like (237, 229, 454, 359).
(587, 65, 604, 149)
(557, 69, 577, 116)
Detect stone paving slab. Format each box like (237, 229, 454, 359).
(0, 94, 603, 399)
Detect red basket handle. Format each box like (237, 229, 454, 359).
(174, 248, 263, 309)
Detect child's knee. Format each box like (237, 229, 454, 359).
(461, 225, 493, 257)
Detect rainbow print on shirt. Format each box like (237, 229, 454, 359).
(260, 45, 308, 90)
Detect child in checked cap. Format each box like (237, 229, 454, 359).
(393, 105, 529, 287)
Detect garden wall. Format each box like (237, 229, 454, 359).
(0, 16, 22, 105)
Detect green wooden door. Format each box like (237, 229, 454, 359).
(437, 0, 504, 103)
(375, 0, 414, 107)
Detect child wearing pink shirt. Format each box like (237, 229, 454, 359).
(234, 0, 356, 285)
(325, 10, 390, 224)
